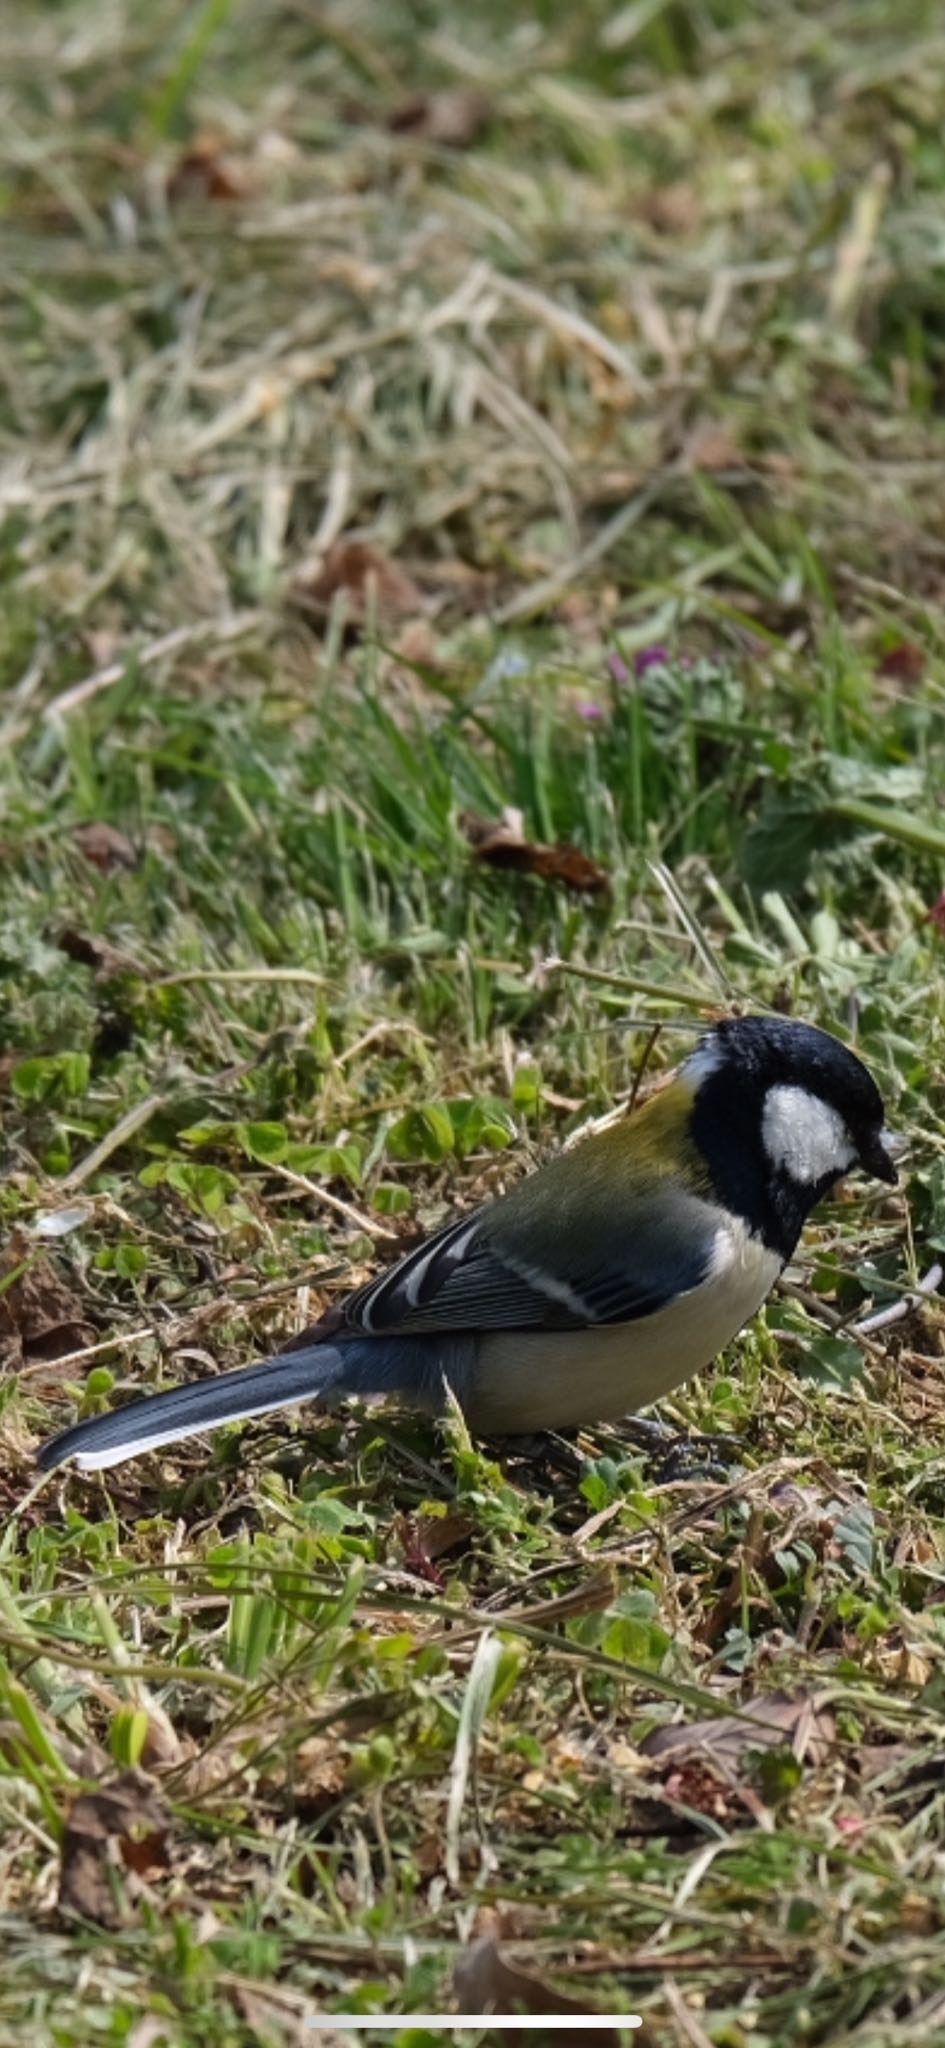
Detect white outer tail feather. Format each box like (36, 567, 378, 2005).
(69, 1383, 331, 1471)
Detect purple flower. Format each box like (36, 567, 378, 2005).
(633, 644, 670, 675)
(607, 652, 631, 684)
(578, 702, 604, 719)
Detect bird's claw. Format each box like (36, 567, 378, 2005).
(617, 1416, 745, 1482)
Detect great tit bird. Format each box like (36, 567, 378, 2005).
(36, 1015, 898, 1475)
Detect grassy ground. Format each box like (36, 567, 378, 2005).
(5, 0, 945, 2041)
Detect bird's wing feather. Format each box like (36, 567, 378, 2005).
(344, 1166, 725, 1336)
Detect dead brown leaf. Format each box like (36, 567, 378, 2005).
(855, 1741, 917, 1784)
(415, 1831, 445, 1878)
(72, 821, 138, 871)
(925, 887, 945, 935)
(878, 639, 925, 685)
(291, 1735, 348, 1809)
(454, 1924, 623, 2036)
(461, 808, 609, 896)
(404, 1509, 475, 1563)
(640, 183, 703, 234)
(390, 616, 440, 668)
(758, 449, 804, 479)
(167, 135, 248, 204)
(0, 1232, 93, 1370)
(662, 1759, 741, 1822)
(388, 89, 491, 148)
(898, 1890, 942, 1935)
(59, 1769, 171, 1926)
(394, 1508, 475, 1586)
(698, 1499, 768, 1646)
(54, 927, 147, 979)
(294, 540, 425, 633)
(642, 1689, 836, 1769)
(685, 421, 745, 472)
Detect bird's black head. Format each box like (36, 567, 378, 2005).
(685, 1015, 897, 1260)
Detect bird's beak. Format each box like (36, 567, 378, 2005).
(860, 1127, 904, 1186)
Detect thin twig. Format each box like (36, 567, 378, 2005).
(492, 270, 651, 396)
(59, 1094, 168, 1190)
(543, 956, 720, 1009)
(334, 1018, 434, 1066)
(648, 858, 737, 1003)
(492, 475, 666, 623)
(42, 612, 261, 721)
(855, 1262, 943, 1337)
(17, 1274, 349, 1379)
(269, 1162, 399, 1241)
(156, 966, 326, 989)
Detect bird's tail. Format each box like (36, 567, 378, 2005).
(36, 1333, 476, 1474)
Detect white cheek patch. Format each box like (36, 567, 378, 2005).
(762, 1084, 857, 1186)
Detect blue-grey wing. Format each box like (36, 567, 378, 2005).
(342, 1176, 722, 1336)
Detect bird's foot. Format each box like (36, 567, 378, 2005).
(617, 1415, 745, 1483)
